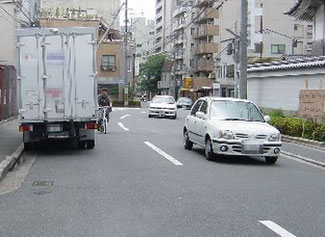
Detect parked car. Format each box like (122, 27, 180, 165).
(177, 97, 193, 109)
(148, 95, 177, 119)
(183, 97, 281, 164)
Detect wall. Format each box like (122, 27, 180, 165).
(248, 68, 325, 114)
(97, 42, 122, 85)
(0, 66, 17, 121)
(0, 3, 17, 67)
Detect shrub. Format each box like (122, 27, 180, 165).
(268, 109, 284, 118)
(314, 124, 325, 142)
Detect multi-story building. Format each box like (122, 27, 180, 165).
(132, 17, 155, 76)
(286, 0, 325, 56)
(0, 0, 40, 67)
(40, 0, 121, 29)
(154, 0, 178, 53)
(190, 0, 220, 99)
(216, 0, 315, 97)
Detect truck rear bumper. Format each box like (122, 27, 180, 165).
(21, 121, 96, 143)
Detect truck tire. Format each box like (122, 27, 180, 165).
(78, 141, 86, 149)
(24, 143, 32, 151)
(86, 140, 95, 149)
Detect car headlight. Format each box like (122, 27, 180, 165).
(268, 133, 281, 142)
(219, 130, 235, 140)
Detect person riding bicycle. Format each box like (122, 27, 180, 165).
(98, 88, 112, 129)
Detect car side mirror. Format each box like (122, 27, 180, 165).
(196, 111, 206, 120)
(264, 115, 271, 123)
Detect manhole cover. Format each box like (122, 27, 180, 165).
(32, 181, 54, 187)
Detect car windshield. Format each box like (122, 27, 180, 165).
(152, 97, 175, 104)
(210, 100, 265, 122)
(178, 98, 192, 103)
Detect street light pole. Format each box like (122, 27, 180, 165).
(239, 0, 248, 99)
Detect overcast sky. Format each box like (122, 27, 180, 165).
(128, 0, 155, 20)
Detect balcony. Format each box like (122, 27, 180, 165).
(195, 42, 218, 55)
(196, 59, 215, 72)
(175, 49, 184, 59)
(196, 8, 219, 23)
(194, 0, 214, 8)
(193, 25, 219, 39)
(173, 6, 187, 18)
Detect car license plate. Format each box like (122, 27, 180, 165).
(159, 111, 165, 116)
(48, 124, 63, 132)
(242, 140, 263, 154)
(182, 106, 186, 108)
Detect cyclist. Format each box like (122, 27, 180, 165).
(98, 88, 112, 130)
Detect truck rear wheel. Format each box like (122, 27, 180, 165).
(86, 140, 95, 149)
(78, 141, 86, 149)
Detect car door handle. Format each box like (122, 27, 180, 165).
(194, 121, 197, 124)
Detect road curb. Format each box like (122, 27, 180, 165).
(0, 116, 17, 127)
(0, 144, 24, 183)
(281, 135, 325, 151)
(281, 150, 325, 168)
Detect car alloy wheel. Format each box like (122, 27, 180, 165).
(205, 138, 214, 161)
(184, 130, 193, 150)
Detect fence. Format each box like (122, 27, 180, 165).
(0, 65, 17, 121)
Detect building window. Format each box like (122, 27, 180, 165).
(101, 55, 116, 71)
(127, 56, 131, 71)
(271, 44, 286, 54)
(254, 43, 262, 53)
(294, 24, 298, 31)
(190, 28, 195, 36)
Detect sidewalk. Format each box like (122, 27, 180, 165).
(0, 119, 22, 163)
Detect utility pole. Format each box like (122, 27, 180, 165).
(239, 0, 248, 99)
(123, 0, 129, 106)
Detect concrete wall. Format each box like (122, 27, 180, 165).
(0, 3, 17, 67)
(248, 68, 325, 114)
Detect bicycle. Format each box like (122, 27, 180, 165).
(98, 106, 110, 134)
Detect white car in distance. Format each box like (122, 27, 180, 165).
(148, 95, 177, 119)
(183, 97, 282, 164)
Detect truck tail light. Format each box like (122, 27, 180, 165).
(86, 122, 98, 130)
(19, 124, 33, 132)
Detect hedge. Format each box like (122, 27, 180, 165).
(268, 113, 325, 142)
(112, 101, 141, 107)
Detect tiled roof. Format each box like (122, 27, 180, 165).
(247, 56, 325, 72)
(285, 0, 323, 21)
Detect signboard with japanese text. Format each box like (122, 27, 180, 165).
(299, 90, 325, 122)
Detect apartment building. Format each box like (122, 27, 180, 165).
(190, 0, 220, 99)
(132, 17, 155, 76)
(41, 0, 121, 29)
(154, 0, 178, 53)
(216, 0, 314, 97)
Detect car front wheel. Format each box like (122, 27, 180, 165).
(205, 137, 214, 161)
(265, 156, 278, 164)
(184, 130, 193, 150)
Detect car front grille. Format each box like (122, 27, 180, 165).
(235, 133, 249, 139)
(256, 134, 267, 139)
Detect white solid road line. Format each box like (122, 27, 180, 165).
(259, 220, 296, 237)
(117, 122, 129, 131)
(120, 114, 130, 120)
(144, 141, 183, 166)
(281, 151, 325, 171)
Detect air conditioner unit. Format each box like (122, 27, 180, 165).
(208, 73, 216, 79)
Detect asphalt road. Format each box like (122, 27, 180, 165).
(0, 108, 324, 237)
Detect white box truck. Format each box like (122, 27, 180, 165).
(16, 27, 98, 150)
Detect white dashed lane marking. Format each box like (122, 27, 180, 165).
(259, 220, 296, 237)
(117, 122, 129, 131)
(120, 114, 130, 120)
(144, 141, 183, 166)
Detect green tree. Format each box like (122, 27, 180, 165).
(139, 54, 167, 94)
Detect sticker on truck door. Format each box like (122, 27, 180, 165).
(45, 88, 64, 114)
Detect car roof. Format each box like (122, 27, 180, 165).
(153, 95, 174, 98)
(198, 96, 251, 103)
